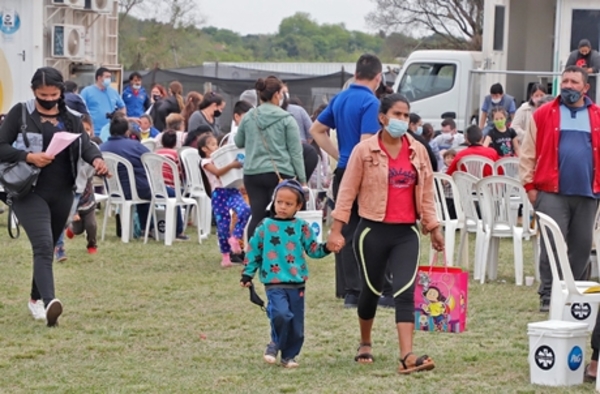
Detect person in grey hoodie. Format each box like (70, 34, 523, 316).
(235, 76, 306, 238)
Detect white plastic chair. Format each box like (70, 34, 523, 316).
(452, 172, 484, 274)
(457, 155, 496, 179)
(142, 139, 156, 152)
(537, 211, 600, 332)
(432, 173, 466, 267)
(141, 153, 203, 246)
(101, 152, 151, 243)
(180, 148, 212, 238)
(494, 157, 519, 180)
(476, 176, 539, 285)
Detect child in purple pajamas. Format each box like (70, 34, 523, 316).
(198, 134, 250, 267)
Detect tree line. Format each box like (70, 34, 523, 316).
(118, 0, 483, 70)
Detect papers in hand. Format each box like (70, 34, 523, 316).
(45, 132, 80, 156)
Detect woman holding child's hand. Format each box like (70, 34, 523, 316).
(327, 93, 442, 375)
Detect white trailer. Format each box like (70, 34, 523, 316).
(0, 0, 121, 114)
(392, 0, 600, 130)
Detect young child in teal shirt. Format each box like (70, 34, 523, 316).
(240, 180, 330, 368)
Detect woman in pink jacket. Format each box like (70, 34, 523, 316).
(327, 94, 444, 374)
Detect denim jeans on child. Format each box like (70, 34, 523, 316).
(266, 287, 305, 360)
(211, 188, 250, 253)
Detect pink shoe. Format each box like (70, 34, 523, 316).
(221, 253, 234, 268)
(228, 236, 242, 254)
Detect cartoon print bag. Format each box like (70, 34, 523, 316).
(414, 252, 468, 333)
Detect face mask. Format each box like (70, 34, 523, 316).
(152, 95, 161, 101)
(491, 97, 501, 104)
(386, 118, 409, 138)
(284, 92, 290, 100)
(561, 88, 583, 105)
(102, 78, 111, 88)
(494, 119, 506, 129)
(36, 96, 59, 110)
(415, 126, 423, 136)
(214, 110, 222, 118)
(133, 84, 141, 90)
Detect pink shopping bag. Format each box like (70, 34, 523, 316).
(414, 253, 468, 333)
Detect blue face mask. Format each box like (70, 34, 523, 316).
(561, 88, 583, 105)
(386, 118, 409, 138)
(415, 126, 423, 136)
(103, 78, 111, 88)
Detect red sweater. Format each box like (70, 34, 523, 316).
(446, 145, 500, 177)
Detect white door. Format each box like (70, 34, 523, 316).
(557, 0, 600, 70)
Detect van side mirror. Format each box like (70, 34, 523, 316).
(441, 112, 456, 119)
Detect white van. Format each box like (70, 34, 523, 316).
(392, 50, 483, 131)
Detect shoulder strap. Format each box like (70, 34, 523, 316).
(20, 103, 30, 148)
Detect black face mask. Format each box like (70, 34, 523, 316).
(214, 110, 222, 118)
(36, 97, 59, 110)
(152, 95, 161, 101)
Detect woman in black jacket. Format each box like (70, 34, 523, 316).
(153, 81, 184, 131)
(0, 67, 108, 327)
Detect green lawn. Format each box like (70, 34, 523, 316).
(0, 212, 594, 393)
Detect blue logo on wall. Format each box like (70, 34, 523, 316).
(311, 222, 320, 236)
(0, 11, 21, 35)
(568, 346, 583, 371)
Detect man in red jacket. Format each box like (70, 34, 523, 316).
(520, 65, 600, 314)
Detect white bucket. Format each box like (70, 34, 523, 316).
(295, 210, 323, 243)
(561, 300, 599, 332)
(211, 144, 244, 189)
(527, 320, 588, 387)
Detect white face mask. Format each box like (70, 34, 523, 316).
(133, 84, 141, 90)
(279, 93, 285, 107)
(491, 97, 501, 104)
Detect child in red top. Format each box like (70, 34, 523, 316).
(446, 125, 500, 177)
(155, 129, 183, 188)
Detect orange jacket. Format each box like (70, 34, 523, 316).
(332, 132, 439, 234)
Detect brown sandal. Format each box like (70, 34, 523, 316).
(354, 342, 374, 364)
(398, 352, 435, 374)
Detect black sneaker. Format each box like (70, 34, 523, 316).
(539, 298, 550, 313)
(263, 342, 278, 364)
(378, 295, 395, 309)
(230, 253, 244, 264)
(344, 293, 359, 308)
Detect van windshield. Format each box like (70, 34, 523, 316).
(398, 62, 457, 102)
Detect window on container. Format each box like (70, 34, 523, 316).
(493, 5, 505, 51)
(570, 10, 600, 51)
(398, 63, 457, 102)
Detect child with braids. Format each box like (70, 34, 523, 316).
(240, 180, 331, 368)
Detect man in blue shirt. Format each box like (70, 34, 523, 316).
(479, 83, 516, 135)
(81, 67, 126, 136)
(122, 71, 150, 118)
(310, 54, 383, 307)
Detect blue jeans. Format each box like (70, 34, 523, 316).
(266, 287, 305, 360)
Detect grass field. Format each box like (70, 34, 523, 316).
(0, 211, 595, 394)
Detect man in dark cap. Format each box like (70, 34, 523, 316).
(567, 39, 600, 102)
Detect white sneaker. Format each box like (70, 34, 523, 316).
(28, 300, 46, 320)
(45, 299, 63, 327)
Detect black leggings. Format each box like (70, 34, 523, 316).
(302, 142, 319, 181)
(244, 172, 292, 238)
(354, 219, 420, 323)
(12, 188, 74, 307)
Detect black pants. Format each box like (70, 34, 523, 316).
(244, 172, 292, 239)
(354, 219, 420, 323)
(333, 167, 362, 297)
(12, 188, 74, 307)
(71, 208, 97, 248)
(302, 142, 319, 181)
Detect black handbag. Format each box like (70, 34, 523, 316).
(0, 104, 40, 202)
